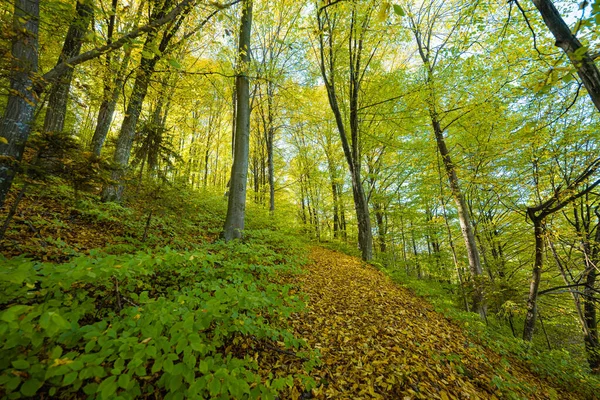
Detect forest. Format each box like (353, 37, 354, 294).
(1, 0, 600, 398)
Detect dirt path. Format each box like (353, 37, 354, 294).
(285, 247, 576, 399)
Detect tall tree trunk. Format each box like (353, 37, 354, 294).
(266, 80, 275, 213)
(43, 0, 93, 134)
(433, 115, 485, 317)
(531, 0, 600, 112)
(102, 0, 183, 202)
(0, 0, 39, 209)
(316, 5, 373, 261)
(91, 48, 132, 156)
(331, 180, 340, 238)
(374, 202, 386, 253)
(523, 212, 544, 341)
(584, 262, 599, 371)
(584, 211, 600, 372)
(222, 0, 253, 241)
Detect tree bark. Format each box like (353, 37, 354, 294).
(0, 0, 39, 209)
(266, 81, 275, 213)
(91, 0, 138, 156)
(523, 160, 600, 341)
(433, 115, 485, 317)
(316, 5, 373, 260)
(90, 49, 131, 156)
(374, 202, 387, 253)
(531, 0, 600, 112)
(222, 0, 253, 241)
(0, 0, 200, 208)
(42, 0, 94, 134)
(102, 0, 185, 202)
(523, 211, 544, 341)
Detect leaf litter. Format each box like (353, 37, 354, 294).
(264, 247, 577, 399)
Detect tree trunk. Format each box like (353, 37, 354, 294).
(523, 212, 544, 341)
(222, 0, 253, 241)
(331, 180, 340, 238)
(91, 48, 132, 156)
(264, 80, 276, 213)
(102, 0, 182, 202)
(584, 214, 600, 372)
(433, 115, 484, 317)
(584, 263, 600, 371)
(531, 0, 600, 112)
(43, 0, 93, 134)
(374, 202, 386, 253)
(0, 0, 198, 207)
(0, 0, 39, 209)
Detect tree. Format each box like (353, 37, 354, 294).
(529, 0, 600, 112)
(523, 158, 600, 341)
(42, 0, 94, 135)
(0, 0, 39, 209)
(406, 0, 486, 317)
(315, 0, 380, 261)
(223, 0, 253, 241)
(0, 0, 199, 209)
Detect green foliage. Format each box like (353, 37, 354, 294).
(0, 238, 313, 399)
(380, 265, 600, 399)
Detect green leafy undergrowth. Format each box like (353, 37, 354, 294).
(381, 266, 600, 398)
(0, 239, 315, 399)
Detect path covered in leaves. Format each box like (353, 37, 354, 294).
(286, 247, 573, 399)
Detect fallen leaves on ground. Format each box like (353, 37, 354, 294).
(267, 247, 577, 399)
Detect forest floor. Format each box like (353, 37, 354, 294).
(0, 184, 592, 399)
(279, 247, 576, 400)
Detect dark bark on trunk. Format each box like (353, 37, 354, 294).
(433, 115, 484, 317)
(584, 210, 600, 372)
(584, 261, 599, 371)
(90, 0, 119, 156)
(316, 6, 373, 261)
(266, 83, 275, 213)
(523, 160, 600, 341)
(223, 0, 252, 241)
(91, 48, 132, 156)
(331, 180, 340, 237)
(374, 202, 386, 253)
(102, 0, 184, 202)
(531, 0, 600, 112)
(523, 211, 544, 341)
(0, 0, 39, 209)
(43, 0, 93, 134)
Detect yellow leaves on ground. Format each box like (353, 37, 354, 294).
(281, 247, 573, 399)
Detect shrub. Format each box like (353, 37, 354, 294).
(0, 240, 312, 399)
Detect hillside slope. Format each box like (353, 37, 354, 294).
(279, 247, 582, 399)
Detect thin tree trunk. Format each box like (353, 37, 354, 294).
(43, 0, 93, 134)
(102, 0, 184, 202)
(223, 0, 253, 241)
(0, 0, 39, 209)
(374, 202, 386, 253)
(91, 48, 132, 156)
(523, 212, 544, 341)
(331, 180, 340, 238)
(433, 115, 484, 317)
(584, 213, 600, 372)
